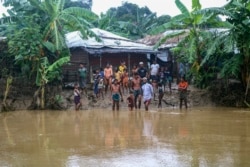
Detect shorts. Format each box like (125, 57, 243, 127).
(180, 91, 187, 100)
(144, 99, 151, 104)
(133, 89, 141, 98)
(165, 76, 172, 83)
(150, 75, 158, 81)
(128, 103, 134, 108)
(74, 96, 81, 105)
(79, 77, 86, 88)
(112, 93, 120, 101)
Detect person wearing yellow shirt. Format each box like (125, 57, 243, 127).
(114, 68, 122, 84)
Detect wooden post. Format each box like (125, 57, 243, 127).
(99, 54, 102, 68)
(128, 54, 131, 77)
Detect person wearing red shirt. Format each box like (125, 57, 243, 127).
(178, 77, 188, 109)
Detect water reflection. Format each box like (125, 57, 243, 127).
(0, 108, 250, 167)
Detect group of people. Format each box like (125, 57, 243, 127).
(73, 60, 189, 111)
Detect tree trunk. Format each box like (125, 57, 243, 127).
(1, 76, 15, 112)
(41, 85, 45, 109)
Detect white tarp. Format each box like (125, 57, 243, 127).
(65, 28, 154, 51)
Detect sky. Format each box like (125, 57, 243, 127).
(92, 0, 229, 17)
(0, 0, 228, 17)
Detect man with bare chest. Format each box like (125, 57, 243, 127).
(131, 73, 142, 109)
(104, 64, 113, 94)
(111, 79, 123, 111)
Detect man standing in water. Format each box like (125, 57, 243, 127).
(141, 77, 153, 111)
(131, 73, 142, 109)
(78, 63, 87, 95)
(178, 76, 188, 109)
(137, 62, 148, 79)
(104, 64, 113, 94)
(111, 79, 123, 111)
(150, 60, 159, 81)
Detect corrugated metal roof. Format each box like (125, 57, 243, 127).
(138, 28, 228, 49)
(65, 28, 158, 54)
(0, 37, 7, 41)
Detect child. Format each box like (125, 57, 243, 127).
(74, 83, 82, 111)
(122, 69, 129, 94)
(158, 83, 164, 108)
(93, 70, 100, 98)
(158, 66, 165, 91)
(141, 77, 153, 111)
(97, 77, 104, 99)
(111, 79, 123, 111)
(151, 79, 158, 101)
(164, 66, 172, 94)
(178, 76, 188, 109)
(127, 90, 134, 111)
(114, 68, 122, 84)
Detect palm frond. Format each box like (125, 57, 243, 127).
(51, 21, 65, 50)
(63, 7, 98, 21)
(175, 0, 189, 14)
(43, 0, 55, 16)
(149, 22, 174, 35)
(43, 41, 56, 53)
(200, 7, 233, 18)
(57, 0, 65, 12)
(220, 54, 241, 78)
(27, 0, 43, 11)
(192, 0, 201, 11)
(47, 56, 69, 73)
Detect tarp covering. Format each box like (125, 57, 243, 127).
(65, 28, 158, 54)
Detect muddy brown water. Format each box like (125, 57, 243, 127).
(0, 107, 250, 167)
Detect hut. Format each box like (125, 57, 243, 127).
(63, 28, 159, 85)
(137, 30, 188, 78)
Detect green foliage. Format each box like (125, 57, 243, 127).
(95, 2, 170, 40)
(36, 56, 70, 86)
(64, 0, 92, 10)
(220, 54, 241, 78)
(152, 0, 229, 88)
(205, 0, 250, 88)
(1, 0, 97, 109)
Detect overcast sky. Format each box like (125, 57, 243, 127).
(92, 0, 229, 16)
(0, 0, 228, 17)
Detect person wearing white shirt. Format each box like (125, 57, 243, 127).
(150, 60, 160, 81)
(141, 77, 154, 111)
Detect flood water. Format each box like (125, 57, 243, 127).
(0, 108, 250, 167)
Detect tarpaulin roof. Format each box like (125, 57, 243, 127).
(65, 28, 158, 54)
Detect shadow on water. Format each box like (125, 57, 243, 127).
(0, 107, 250, 167)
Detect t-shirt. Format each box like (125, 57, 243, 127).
(78, 67, 87, 78)
(150, 64, 159, 75)
(138, 67, 147, 78)
(178, 81, 188, 90)
(99, 71, 104, 78)
(98, 79, 104, 89)
(118, 65, 127, 73)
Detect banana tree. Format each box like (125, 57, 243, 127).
(2, 0, 98, 109)
(36, 56, 69, 109)
(151, 0, 225, 86)
(204, 0, 250, 104)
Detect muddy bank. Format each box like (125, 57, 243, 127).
(0, 80, 213, 111)
(0, 78, 247, 111)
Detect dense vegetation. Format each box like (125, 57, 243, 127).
(0, 0, 250, 110)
